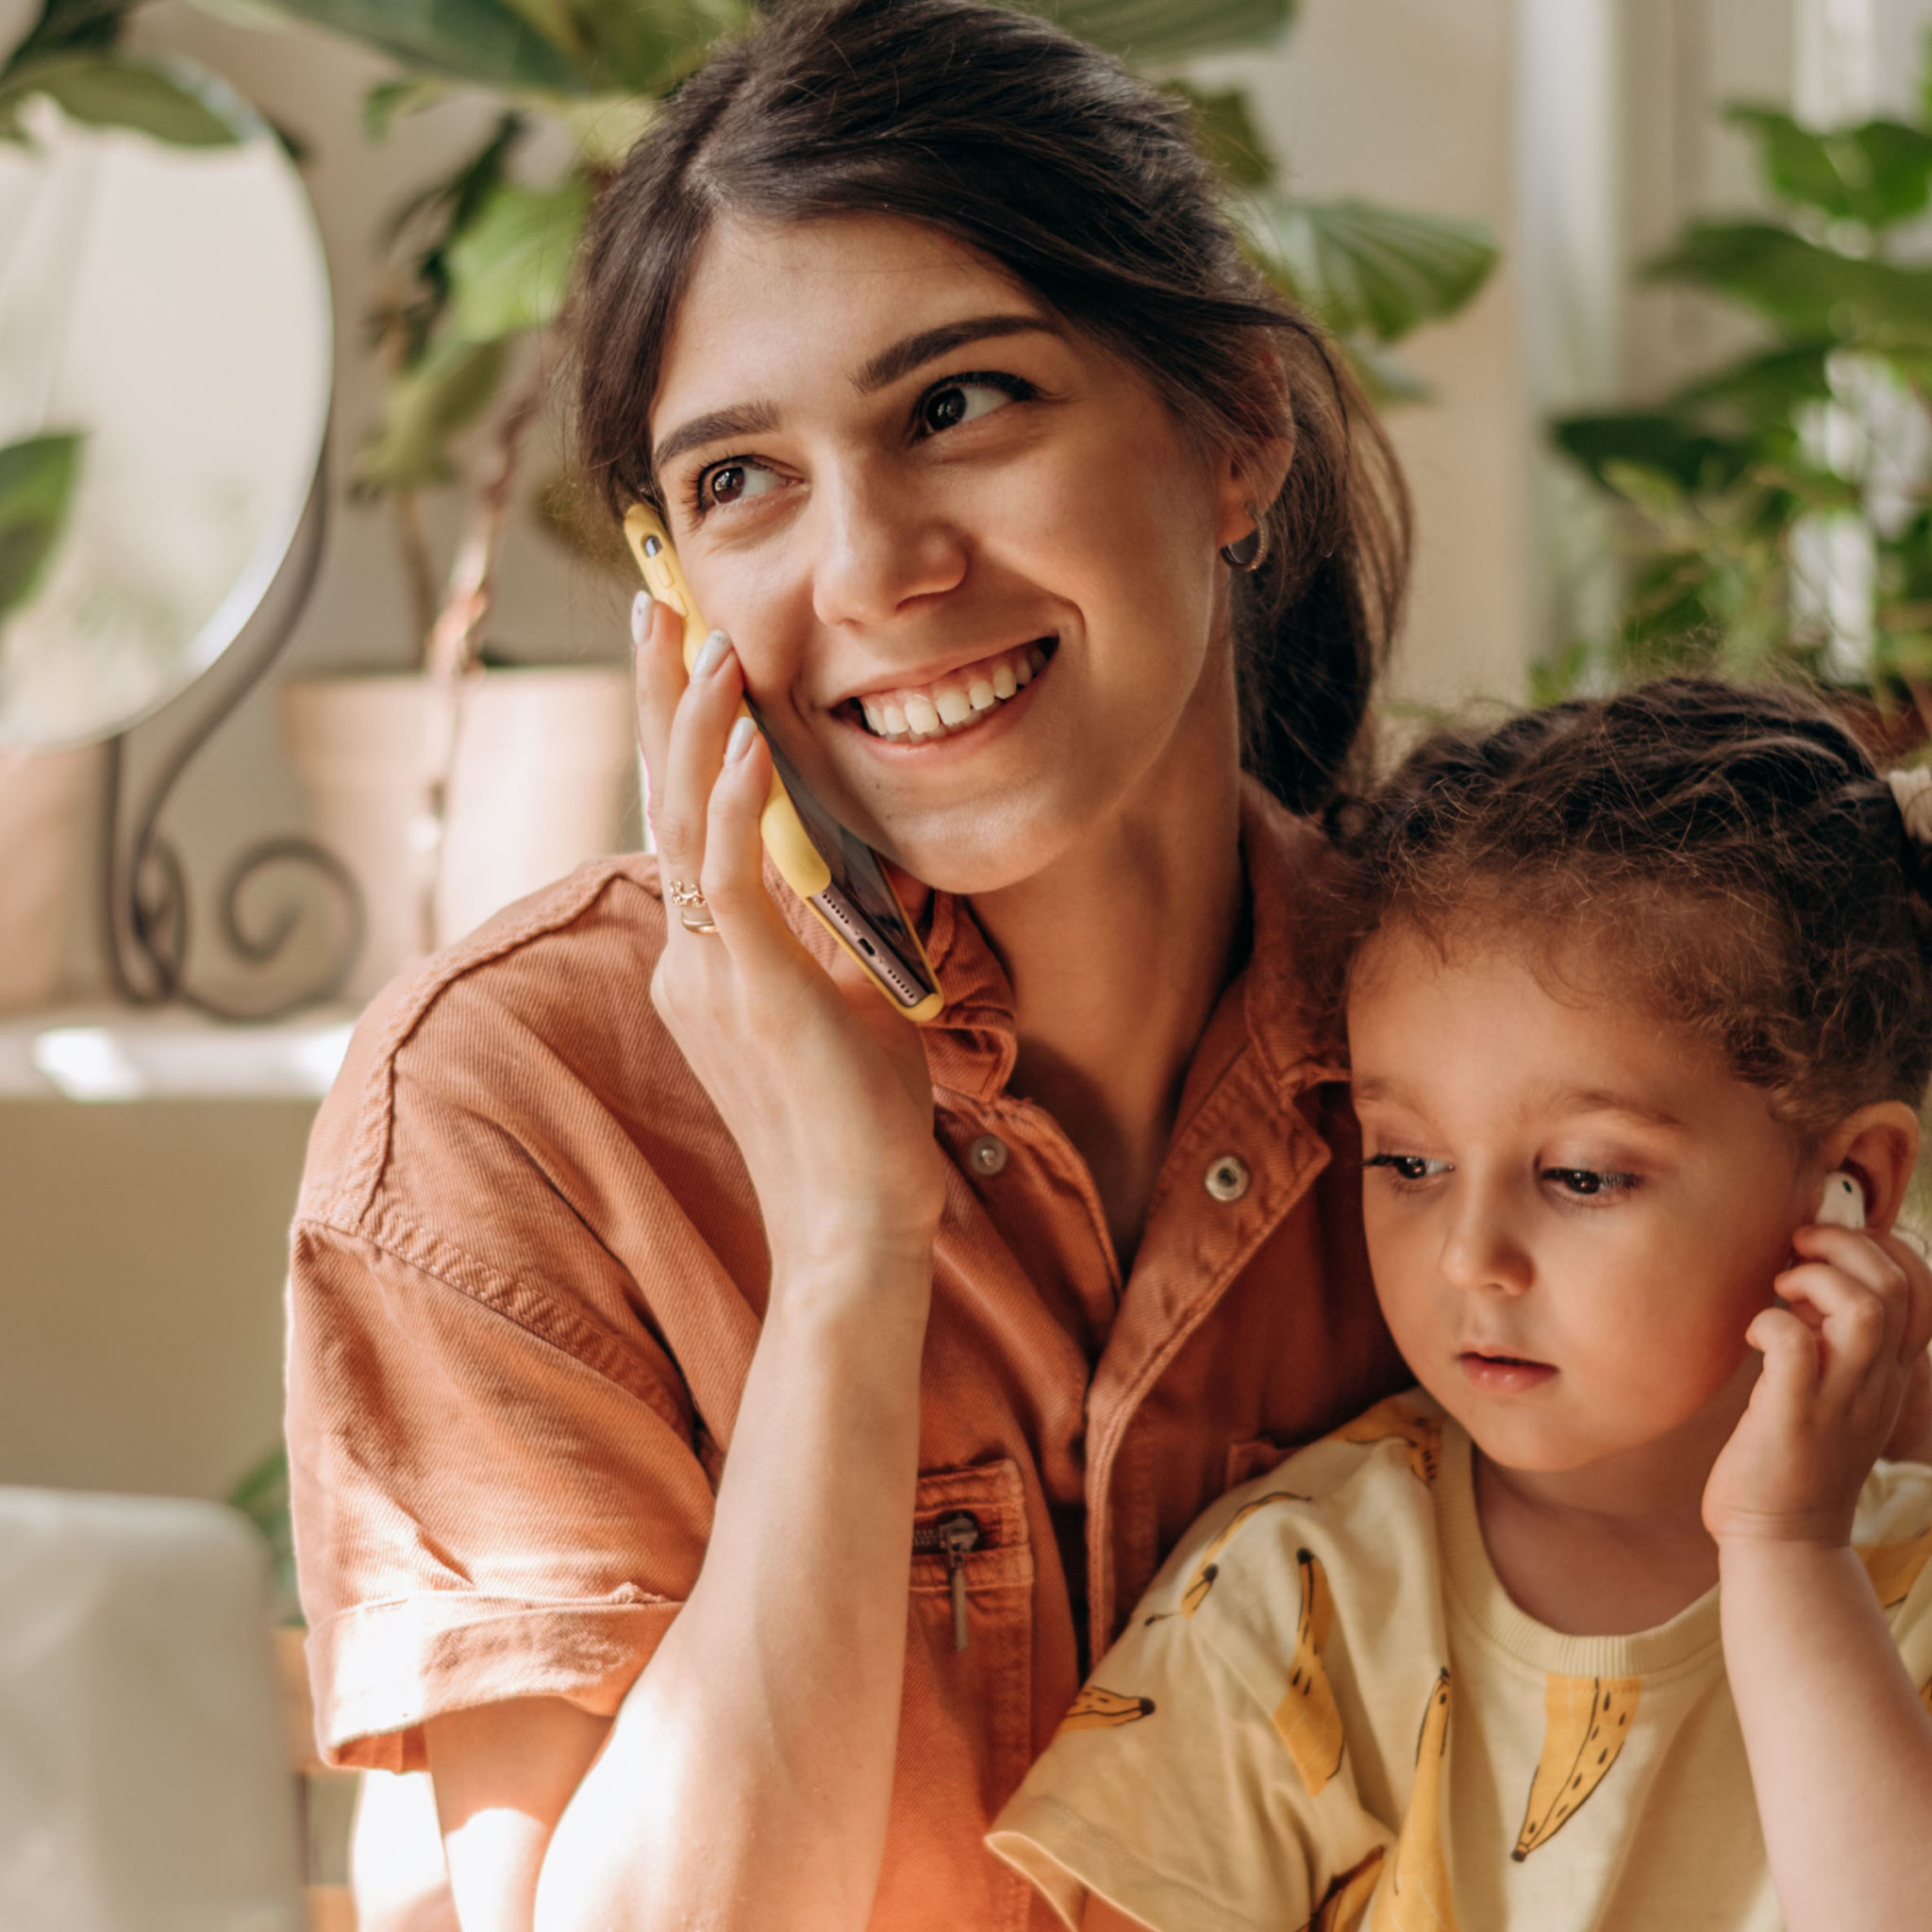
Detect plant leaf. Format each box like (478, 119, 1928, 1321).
(0, 430, 85, 625)
(569, 0, 741, 95)
(1649, 221, 1932, 345)
(362, 75, 449, 139)
(0, 54, 240, 144)
(1553, 411, 1756, 494)
(1669, 341, 1834, 419)
(193, 0, 589, 96)
(1247, 195, 1497, 342)
(0, 0, 134, 74)
(445, 174, 591, 340)
(1166, 80, 1273, 190)
(1727, 104, 1932, 230)
(1029, 0, 1294, 64)
(353, 336, 507, 495)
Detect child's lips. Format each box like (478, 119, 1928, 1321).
(1457, 1350, 1557, 1393)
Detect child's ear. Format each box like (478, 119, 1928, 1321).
(1818, 1102, 1921, 1231)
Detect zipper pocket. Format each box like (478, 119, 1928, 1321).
(912, 1510, 982, 1651)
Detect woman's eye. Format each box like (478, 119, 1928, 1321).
(1366, 1153, 1450, 1185)
(1542, 1167, 1639, 1199)
(699, 458, 781, 512)
(919, 378, 1019, 436)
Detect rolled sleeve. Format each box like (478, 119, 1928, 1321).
(289, 1220, 715, 1772)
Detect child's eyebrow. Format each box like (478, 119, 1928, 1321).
(1541, 1087, 1686, 1129)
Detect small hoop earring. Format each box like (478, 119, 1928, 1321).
(1220, 502, 1271, 574)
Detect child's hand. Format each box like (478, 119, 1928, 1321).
(1703, 1226, 1932, 1548)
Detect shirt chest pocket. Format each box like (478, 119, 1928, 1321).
(906, 1458, 1036, 1819)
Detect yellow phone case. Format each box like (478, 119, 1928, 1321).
(624, 504, 943, 1022)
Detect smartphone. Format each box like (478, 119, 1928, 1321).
(624, 504, 944, 1023)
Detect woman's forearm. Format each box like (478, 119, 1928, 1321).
(533, 1251, 933, 1932)
(1721, 1539, 1932, 1931)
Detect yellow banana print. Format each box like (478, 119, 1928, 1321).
(1273, 1546, 1346, 1794)
(1301, 1847, 1385, 1932)
(1857, 1523, 1932, 1609)
(1182, 1491, 1307, 1616)
(1334, 1396, 1444, 1485)
(1370, 1669, 1457, 1932)
(1057, 1683, 1156, 1733)
(1511, 1674, 1641, 1859)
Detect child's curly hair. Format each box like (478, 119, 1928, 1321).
(1326, 677, 1932, 1139)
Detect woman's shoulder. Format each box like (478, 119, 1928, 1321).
(297, 855, 700, 1224)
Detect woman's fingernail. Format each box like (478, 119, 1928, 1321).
(693, 629, 731, 677)
(726, 717, 758, 762)
(630, 591, 653, 647)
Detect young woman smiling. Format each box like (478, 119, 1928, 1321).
(285, 2, 1412, 1926)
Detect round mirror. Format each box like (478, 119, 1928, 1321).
(0, 66, 331, 751)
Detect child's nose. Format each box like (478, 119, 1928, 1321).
(1439, 1191, 1534, 1296)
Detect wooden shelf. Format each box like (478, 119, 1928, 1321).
(0, 1005, 356, 1102)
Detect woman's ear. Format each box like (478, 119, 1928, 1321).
(1819, 1102, 1922, 1231)
(1213, 437, 1295, 555)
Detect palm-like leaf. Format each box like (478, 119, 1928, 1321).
(1246, 195, 1497, 344)
(1033, 0, 1293, 64)
(0, 53, 241, 144)
(0, 431, 85, 625)
(186, 0, 589, 95)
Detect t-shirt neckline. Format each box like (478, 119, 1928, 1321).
(1436, 1420, 1725, 1680)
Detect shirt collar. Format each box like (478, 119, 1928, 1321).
(919, 777, 1345, 1104)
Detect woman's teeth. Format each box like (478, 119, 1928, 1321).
(857, 643, 1048, 742)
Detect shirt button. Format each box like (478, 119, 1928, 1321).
(968, 1134, 1009, 1177)
(1204, 1154, 1251, 1204)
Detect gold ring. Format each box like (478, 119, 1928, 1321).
(668, 877, 707, 908)
(679, 908, 721, 936)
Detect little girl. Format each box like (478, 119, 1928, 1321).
(990, 679, 1932, 1931)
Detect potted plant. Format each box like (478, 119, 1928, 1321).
(1542, 34, 1932, 735)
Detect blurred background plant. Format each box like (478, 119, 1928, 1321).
(1543, 31, 1932, 726)
(2, 0, 1498, 683)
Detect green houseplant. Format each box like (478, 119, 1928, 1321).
(1545, 37, 1932, 725)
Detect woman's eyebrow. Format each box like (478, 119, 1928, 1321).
(652, 400, 781, 475)
(852, 312, 1059, 393)
(651, 314, 1058, 475)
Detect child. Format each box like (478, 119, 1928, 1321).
(989, 679, 1932, 1931)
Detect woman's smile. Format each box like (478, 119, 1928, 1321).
(841, 637, 1053, 744)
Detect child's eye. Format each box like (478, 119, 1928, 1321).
(1365, 1153, 1452, 1186)
(1541, 1166, 1640, 1200)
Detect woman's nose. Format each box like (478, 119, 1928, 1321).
(1439, 1188, 1534, 1297)
(808, 464, 966, 629)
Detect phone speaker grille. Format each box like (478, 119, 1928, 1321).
(812, 889, 925, 1008)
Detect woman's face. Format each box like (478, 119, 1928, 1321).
(648, 212, 1255, 893)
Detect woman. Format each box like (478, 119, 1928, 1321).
(287, 1, 1412, 1925)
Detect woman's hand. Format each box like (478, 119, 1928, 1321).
(1704, 1225, 1932, 1547)
(634, 591, 946, 1287)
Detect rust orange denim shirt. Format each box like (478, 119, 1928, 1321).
(286, 780, 1409, 1930)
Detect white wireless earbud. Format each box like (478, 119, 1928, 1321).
(1816, 1170, 1867, 1229)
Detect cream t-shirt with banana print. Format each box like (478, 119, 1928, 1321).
(989, 1391, 1932, 1932)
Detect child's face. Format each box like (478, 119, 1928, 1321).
(1347, 922, 1819, 1474)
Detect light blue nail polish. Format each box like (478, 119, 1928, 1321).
(693, 628, 731, 676)
(630, 590, 653, 645)
(727, 717, 758, 761)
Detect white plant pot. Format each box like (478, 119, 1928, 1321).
(280, 668, 637, 1002)
(0, 742, 101, 1013)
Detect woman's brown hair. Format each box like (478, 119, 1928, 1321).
(1328, 677, 1932, 1136)
(573, 0, 1409, 815)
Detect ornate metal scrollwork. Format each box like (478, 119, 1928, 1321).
(100, 446, 364, 1022)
